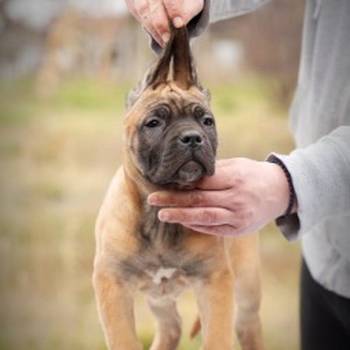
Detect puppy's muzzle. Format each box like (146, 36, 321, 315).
(178, 130, 204, 148)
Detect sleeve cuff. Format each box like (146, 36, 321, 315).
(275, 214, 300, 241)
(266, 153, 301, 241)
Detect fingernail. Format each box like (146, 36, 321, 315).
(162, 32, 170, 43)
(158, 211, 170, 222)
(173, 17, 184, 28)
(147, 194, 158, 205)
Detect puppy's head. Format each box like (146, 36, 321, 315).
(124, 28, 217, 189)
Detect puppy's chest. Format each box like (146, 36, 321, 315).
(138, 205, 184, 247)
(118, 206, 211, 297)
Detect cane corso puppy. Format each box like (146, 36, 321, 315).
(93, 28, 263, 350)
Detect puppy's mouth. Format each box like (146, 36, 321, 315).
(149, 152, 215, 189)
(176, 160, 205, 185)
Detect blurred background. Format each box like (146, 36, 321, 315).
(0, 0, 304, 349)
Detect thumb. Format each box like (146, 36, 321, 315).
(163, 0, 204, 28)
(196, 173, 233, 191)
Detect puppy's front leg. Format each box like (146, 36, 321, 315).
(194, 270, 235, 350)
(93, 261, 142, 350)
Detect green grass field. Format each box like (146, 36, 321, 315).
(0, 77, 300, 350)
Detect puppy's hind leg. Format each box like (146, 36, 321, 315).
(148, 298, 182, 350)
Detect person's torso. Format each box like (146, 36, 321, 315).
(291, 0, 350, 297)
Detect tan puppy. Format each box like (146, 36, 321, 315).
(93, 28, 263, 350)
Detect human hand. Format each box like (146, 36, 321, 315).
(148, 158, 293, 236)
(125, 0, 204, 47)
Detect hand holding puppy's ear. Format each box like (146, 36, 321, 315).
(162, 0, 204, 28)
(125, 0, 204, 47)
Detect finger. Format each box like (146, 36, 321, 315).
(163, 0, 184, 27)
(190, 159, 233, 190)
(216, 158, 233, 167)
(133, 0, 149, 20)
(134, 0, 163, 46)
(125, 0, 139, 18)
(163, 0, 204, 27)
(158, 207, 234, 226)
(196, 168, 234, 190)
(185, 224, 239, 237)
(148, 189, 226, 207)
(148, 0, 171, 43)
(143, 22, 164, 47)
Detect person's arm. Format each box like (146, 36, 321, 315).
(208, 0, 270, 24)
(125, 0, 270, 51)
(148, 157, 291, 237)
(125, 0, 207, 49)
(268, 125, 350, 240)
(148, 126, 350, 239)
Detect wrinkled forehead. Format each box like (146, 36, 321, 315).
(125, 83, 209, 124)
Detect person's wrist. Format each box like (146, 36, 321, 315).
(265, 162, 291, 218)
(266, 158, 297, 217)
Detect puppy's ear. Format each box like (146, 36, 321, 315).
(127, 27, 200, 108)
(144, 27, 198, 89)
(146, 35, 173, 88)
(126, 36, 173, 109)
(172, 27, 198, 90)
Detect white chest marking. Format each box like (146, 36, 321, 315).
(151, 267, 177, 285)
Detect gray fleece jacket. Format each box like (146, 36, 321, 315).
(181, 0, 350, 298)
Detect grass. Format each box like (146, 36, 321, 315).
(0, 77, 299, 350)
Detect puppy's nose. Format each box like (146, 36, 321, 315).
(179, 131, 203, 147)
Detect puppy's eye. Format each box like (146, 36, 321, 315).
(203, 117, 214, 126)
(193, 106, 205, 118)
(145, 118, 161, 128)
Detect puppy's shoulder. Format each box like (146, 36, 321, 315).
(95, 166, 142, 256)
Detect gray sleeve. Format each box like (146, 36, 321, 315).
(267, 126, 350, 241)
(209, 0, 271, 23)
(151, 0, 270, 53)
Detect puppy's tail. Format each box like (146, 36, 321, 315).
(190, 316, 201, 339)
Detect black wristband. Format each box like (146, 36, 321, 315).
(267, 157, 296, 218)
